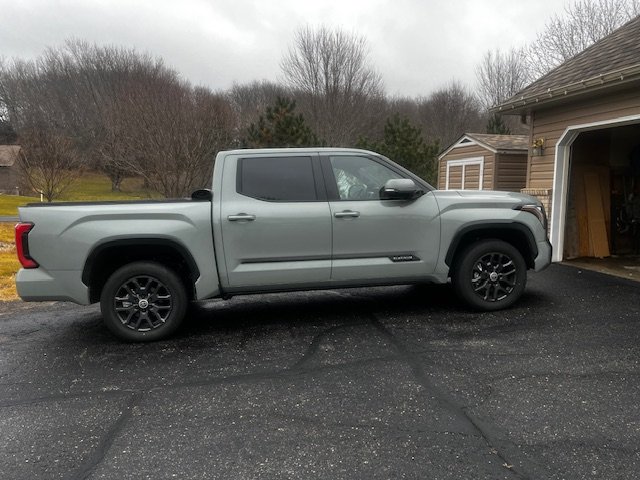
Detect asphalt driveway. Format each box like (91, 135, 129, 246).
(0, 264, 639, 479)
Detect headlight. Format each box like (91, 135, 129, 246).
(515, 204, 547, 231)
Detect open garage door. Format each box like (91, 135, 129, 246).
(551, 115, 640, 262)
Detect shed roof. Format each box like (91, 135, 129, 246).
(493, 16, 640, 114)
(0, 145, 21, 167)
(438, 134, 529, 159)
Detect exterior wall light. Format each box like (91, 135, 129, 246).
(532, 137, 545, 156)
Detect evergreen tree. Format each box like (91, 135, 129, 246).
(486, 113, 511, 135)
(357, 114, 439, 185)
(245, 97, 321, 148)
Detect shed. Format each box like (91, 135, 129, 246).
(493, 16, 640, 262)
(437, 133, 529, 192)
(0, 145, 21, 194)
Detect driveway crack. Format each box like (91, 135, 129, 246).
(289, 322, 369, 371)
(369, 313, 531, 480)
(64, 392, 142, 480)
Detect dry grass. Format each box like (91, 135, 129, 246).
(0, 223, 19, 301)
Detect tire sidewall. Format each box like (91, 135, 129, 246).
(453, 240, 527, 311)
(100, 261, 188, 342)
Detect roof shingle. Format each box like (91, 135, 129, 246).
(500, 15, 640, 106)
(465, 133, 529, 151)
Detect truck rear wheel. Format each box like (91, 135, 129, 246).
(100, 261, 187, 342)
(452, 239, 526, 311)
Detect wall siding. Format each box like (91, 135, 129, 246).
(438, 144, 494, 189)
(495, 153, 528, 192)
(528, 87, 640, 190)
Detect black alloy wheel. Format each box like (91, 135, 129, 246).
(453, 239, 527, 311)
(100, 262, 188, 342)
(114, 275, 173, 331)
(471, 252, 518, 302)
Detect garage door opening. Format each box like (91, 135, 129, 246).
(562, 124, 640, 261)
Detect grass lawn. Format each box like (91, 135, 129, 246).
(0, 195, 36, 216)
(59, 173, 157, 201)
(0, 173, 158, 301)
(0, 173, 157, 217)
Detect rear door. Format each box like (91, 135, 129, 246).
(219, 153, 332, 289)
(322, 154, 441, 282)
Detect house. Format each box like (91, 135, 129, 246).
(493, 16, 640, 261)
(437, 133, 529, 191)
(0, 145, 21, 194)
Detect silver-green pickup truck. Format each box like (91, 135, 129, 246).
(15, 148, 551, 341)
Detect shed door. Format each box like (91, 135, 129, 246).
(445, 157, 484, 190)
(447, 165, 463, 189)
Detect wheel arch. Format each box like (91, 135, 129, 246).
(445, 222, 538, 271)
(82, 239, 200, 304)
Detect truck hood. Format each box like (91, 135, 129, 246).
(431, 189, 541, 212)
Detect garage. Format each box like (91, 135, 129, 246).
(493, 16, 640, 264)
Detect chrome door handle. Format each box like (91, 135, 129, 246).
(228, 213, 256, 221)
(334, 210, 360, 218)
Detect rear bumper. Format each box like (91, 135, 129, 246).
(16, 268, 90, 304)
(534, 239, 553, 272)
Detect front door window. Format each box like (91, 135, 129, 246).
(330, 156, 400, 200)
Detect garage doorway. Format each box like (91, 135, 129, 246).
(550, 115, 640, 262)
(553, 121, 640, 267)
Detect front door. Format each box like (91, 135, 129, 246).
(323, 154, 441, 282)
(220, 153, 332, 289)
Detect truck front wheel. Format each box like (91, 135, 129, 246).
(100, 261, 188, 342)
(452, 239, 527, 311)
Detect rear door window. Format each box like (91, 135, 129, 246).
(238, 156, 318, 201)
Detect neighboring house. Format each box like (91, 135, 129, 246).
(438, 133, 528, 191)
(493, 16, 640, 261)
(0, 145, 21, 194)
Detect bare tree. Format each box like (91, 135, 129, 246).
(0, 40, 235, 198)
(18, 129, 83, 201)
(476, 48, 531, 110)
(118, 79, 235, 198)
(50, 40, 177, 190)
(417, 81, 484, 148)
(0, 55, 87, 199)
(280, 25, 384, 145)
(526, 0, 640, 78)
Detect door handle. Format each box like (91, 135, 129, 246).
(334, 210, 360, 218)
(228, 213, 256, 221)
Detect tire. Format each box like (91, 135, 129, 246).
(452, 239, 527, 311)
(100, 261, 188, 342)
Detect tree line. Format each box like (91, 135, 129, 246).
(1, 0, 636, 200)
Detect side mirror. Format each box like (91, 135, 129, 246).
(380, 179, 424, 200)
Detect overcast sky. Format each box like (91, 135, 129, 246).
(1, 0, 567, 97)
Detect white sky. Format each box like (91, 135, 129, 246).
(1, 0, 567, 96)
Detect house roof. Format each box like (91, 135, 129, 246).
(493, 16, 640, 114)
(0, 145, 21, 167)
(438, 133, 529, 160)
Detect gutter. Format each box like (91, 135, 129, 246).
(491, 64, 640, 114)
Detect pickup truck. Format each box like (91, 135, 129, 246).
(15, 148, 551, 341)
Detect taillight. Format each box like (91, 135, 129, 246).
(15, 222, 38, 269)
